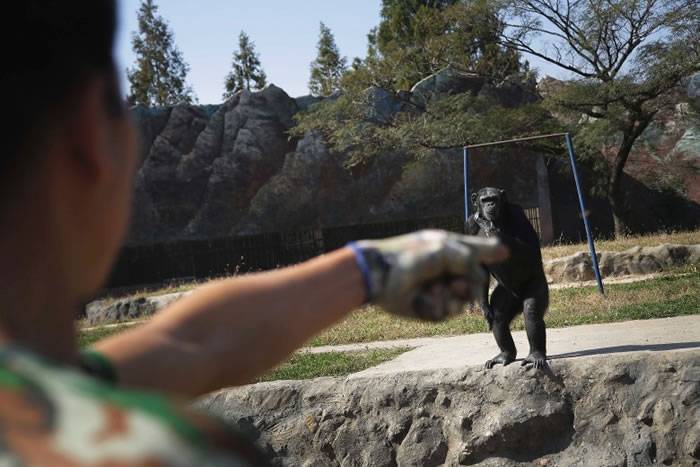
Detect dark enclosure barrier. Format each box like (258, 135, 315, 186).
(108, 210, 542, 289)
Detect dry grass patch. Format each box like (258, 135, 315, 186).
(308, 271, 700, 346)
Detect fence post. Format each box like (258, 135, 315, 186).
(463, 146, 470, 226)
(564, 133, 605, 296)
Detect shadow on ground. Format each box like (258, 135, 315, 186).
(548, 341, 700, 360)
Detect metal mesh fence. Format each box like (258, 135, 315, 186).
(108, 208, 541, 288)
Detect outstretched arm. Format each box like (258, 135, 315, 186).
(95, 231, 507, 398)
(94, 248, 364, 397)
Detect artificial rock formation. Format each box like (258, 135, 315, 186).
(127, 73, 547, 246)
(197, 350, 700, 466)
(129, 73, 700, 247)
(544, 243, 700, 283)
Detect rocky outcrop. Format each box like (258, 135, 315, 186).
(545, 243, 700, 283)
(125, 70, 700, 246)
(127, 73, 544, 245)
(410, 66, 484, 107)
(197, 350, 700, 466)
(129, 86, 298, 243)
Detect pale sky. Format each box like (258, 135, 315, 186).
(115, 0, 382, 102)
(115, 0, 564, 104)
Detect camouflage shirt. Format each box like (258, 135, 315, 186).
(0, 346, 269, 466)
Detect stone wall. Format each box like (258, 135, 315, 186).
(197, 351, 700, 466)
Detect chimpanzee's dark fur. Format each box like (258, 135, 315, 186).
(465, 187, 549, 369)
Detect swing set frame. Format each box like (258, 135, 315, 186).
(462, 132, 605, 295)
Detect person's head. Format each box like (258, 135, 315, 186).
(1, 1, 138, 301)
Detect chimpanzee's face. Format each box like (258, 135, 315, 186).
(478, 188, 505, 222)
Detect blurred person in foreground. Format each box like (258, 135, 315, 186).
(0, 1, 507, 465)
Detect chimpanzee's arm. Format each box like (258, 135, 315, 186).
(465, 216, 481, 236)
(495, 205, 541, 257)
(479, 271, 493, 329)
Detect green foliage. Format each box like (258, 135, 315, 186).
(376, 0, 459, 89)
(293, 0, 546, 167)
(294, 90, 555, 167)
(127, 0, 195, 106)
(502, 0, 700, 234)
(79, 324, 136, 348)
(259, 348, 409, 381)
(309, 23, 347, 96)
(370, 0, 522, 91)
(223, 31, 267, 99)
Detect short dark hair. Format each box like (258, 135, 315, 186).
(1, 1, 118, 181)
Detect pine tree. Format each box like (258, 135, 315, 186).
(308, 23, 347, 96)
(223, 31, 267, 99)
(127, 0, 195, 106)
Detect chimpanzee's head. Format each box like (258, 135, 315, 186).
(472, 187, 507, 222)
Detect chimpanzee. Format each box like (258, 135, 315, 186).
(465, 187, 549, 369)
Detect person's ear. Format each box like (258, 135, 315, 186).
(471, 192, 478, 208)
(62, 77, 112, 180)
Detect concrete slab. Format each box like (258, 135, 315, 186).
(350, 315, 700, 378)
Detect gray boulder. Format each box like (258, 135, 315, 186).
(365, 86, 411, 122)
(295, 94, 324, 112)
(544, 243, 700, 282)
(84, 291, 189, 326)
(410, 65, 484, 107)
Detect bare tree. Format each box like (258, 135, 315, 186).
(500, 0, 700, 236)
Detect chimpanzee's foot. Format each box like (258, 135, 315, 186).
(520, 351, 547, 370)
(484, 352, 516, 369)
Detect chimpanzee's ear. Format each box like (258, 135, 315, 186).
(471, 192, 478, 207)
(499, 189, 508, 204)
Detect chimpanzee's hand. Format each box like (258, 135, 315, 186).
(475, 216, 500, 238)
(348, 230, 508, 321)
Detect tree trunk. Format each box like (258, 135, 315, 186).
(607, 158, 629, 237)
(607, 117, 654, 238)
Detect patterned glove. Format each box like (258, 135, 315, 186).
(348, 230, 508, 321)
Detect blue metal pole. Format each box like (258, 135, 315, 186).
(463, 146, 470, 224)
(564, 133, 605, 295)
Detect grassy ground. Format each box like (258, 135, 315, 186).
(79, 270, 698, 381)
(78, 324, 136, 348)
(259, 348, 409, 382)
(80, 269, 700, 348)
(94, 230, 699, 304)
(307, 270, 700, 346)
(77, 325, 409, 381)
